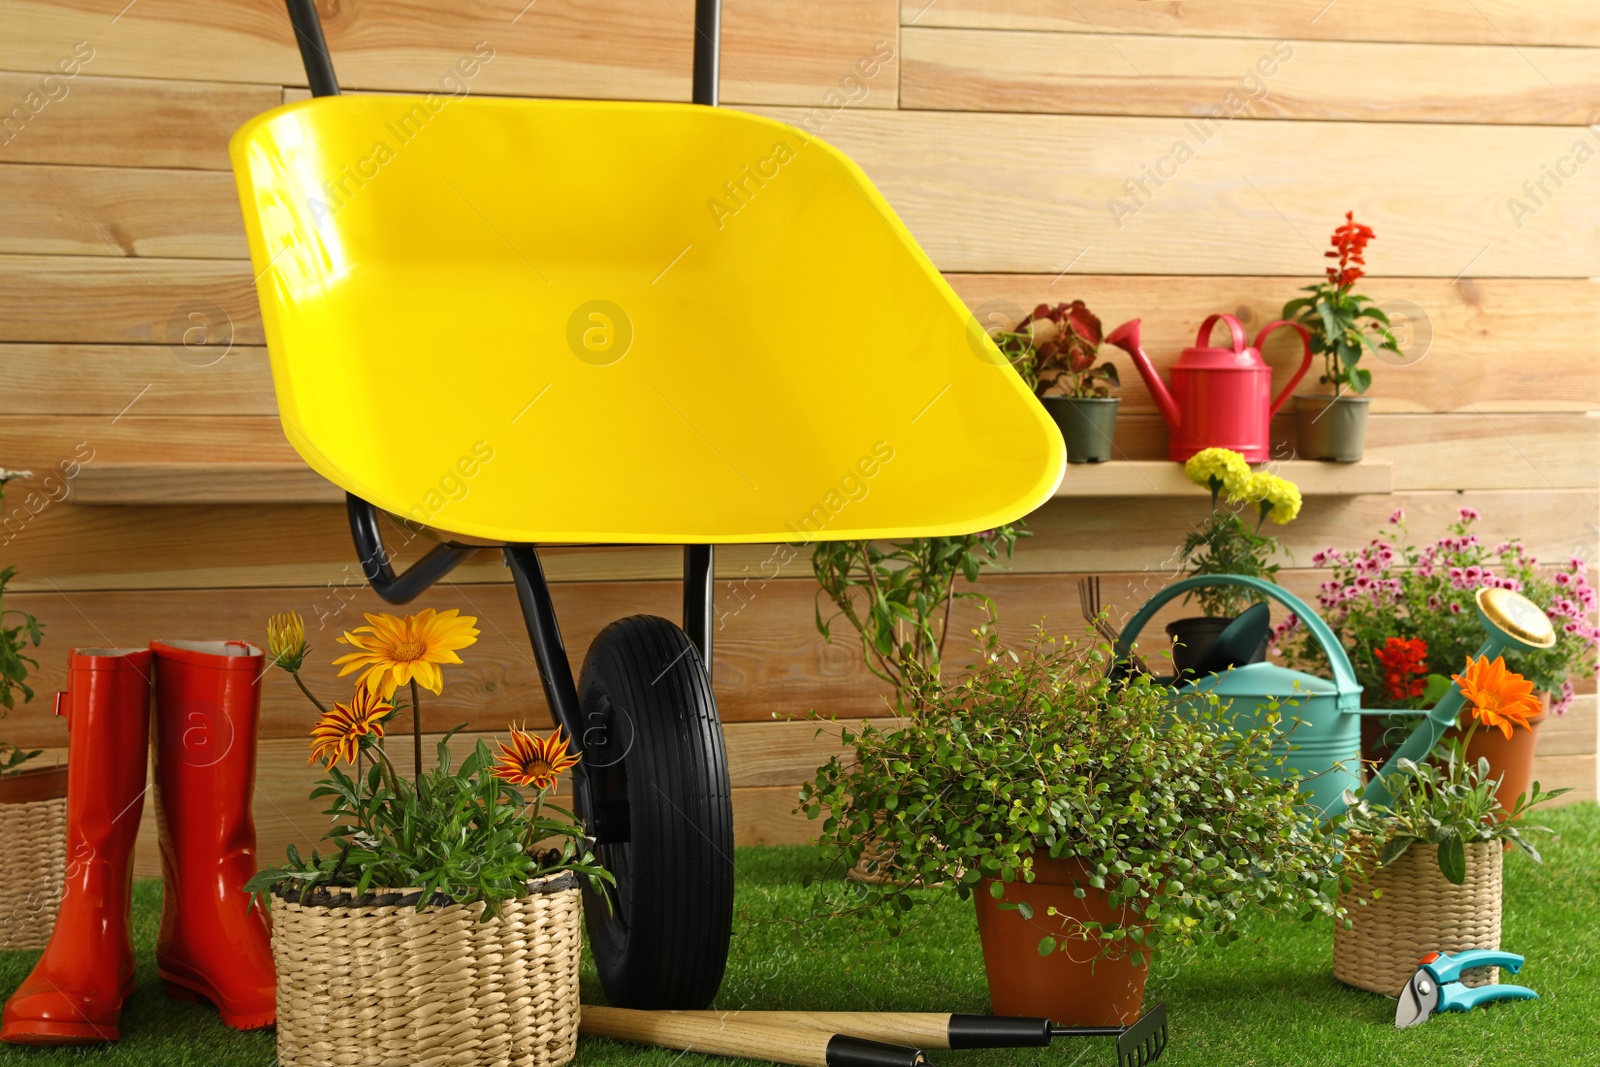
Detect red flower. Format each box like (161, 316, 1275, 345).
(1325, 210, 1375, 288)
(1373, 636, 1427, 701)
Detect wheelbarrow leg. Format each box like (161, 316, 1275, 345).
(683, 545, 714, 680)
(503, 544, 584, 739)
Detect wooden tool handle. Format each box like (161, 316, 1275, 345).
(667, 1012, 956, 1050)
(582, 1008, 931, 1067)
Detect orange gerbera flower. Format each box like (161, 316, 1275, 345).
(309, 687, 393, 766)
(333, 608, 479, 698)
(492, 726, 581, 790)
(1451, 655, 1541, 740)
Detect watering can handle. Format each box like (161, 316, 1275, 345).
(1256, 319, 1315, 417)
(1114, 575, 1361, 705)
(1196, 313, 1248, 352)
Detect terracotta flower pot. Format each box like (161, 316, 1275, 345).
(974, 854, 1148, 1026)
(1448, 692, 1549, 816)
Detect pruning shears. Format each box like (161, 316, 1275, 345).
(1394, 950, 1539, 1028)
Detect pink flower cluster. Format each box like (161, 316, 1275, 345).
(1288, 507, 1599, 714)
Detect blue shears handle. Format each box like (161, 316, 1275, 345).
(1422, 949, 1525, 984)
(1437, 982, 1540, 1014)
(1422, 950, 1539, 1014)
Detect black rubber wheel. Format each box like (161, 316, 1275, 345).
(574, 614, 734, 1009)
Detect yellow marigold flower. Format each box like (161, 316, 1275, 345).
(333, 608, 480, 698)
(267, 611, 309, 672)
(492, 726, 581, 790)
(1451, 655, 1541, 740)
(1257, 473, 1302, 525)
(309, 687, 393, 766)
(1183, 448, 1251, 495)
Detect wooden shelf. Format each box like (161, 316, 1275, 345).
(1053, 460, 1393, 497)
(67, 463, 343, 505)
(65, 459, 1393, 506)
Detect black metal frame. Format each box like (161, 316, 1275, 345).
(284, 0, 725, 747)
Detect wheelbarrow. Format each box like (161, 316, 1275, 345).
(230, 0, 1063, 1010)
(1114, 575, 1557, 814)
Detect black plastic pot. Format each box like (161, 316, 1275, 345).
(1294, 394, 1369, 462)
(1041, 396, 1119, 464)
(1164, 616, 1267, 678)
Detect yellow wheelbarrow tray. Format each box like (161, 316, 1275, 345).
(230, 95, 1063, 547)
(234, 0, 1062, 1018)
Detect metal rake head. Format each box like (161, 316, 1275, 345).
(1116, 1002, 1167, 1067)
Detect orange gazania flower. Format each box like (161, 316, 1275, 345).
(309, 687, 393, 766)
(492, 726, 580, 790)
(333, 608, 479, 698)
(1451, 655, 1541, 740)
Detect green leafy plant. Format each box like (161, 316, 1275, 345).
(247, 609, 609, 918)
(0, 471, 42, 777)
(1338, 653, 1566, 884)
(1178, 449, 1302, 617)
(800, 624, 1347, 962)
(994, 301, 1120, 399)
(810, 527, 1023, 708)
(1340, 755, 1564, 886)
(245, 732, 609, 919)
(1280, 212, 1400, 395)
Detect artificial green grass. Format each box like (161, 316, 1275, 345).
(1, 804, 1594, 1066)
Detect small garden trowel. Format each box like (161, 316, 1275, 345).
(1394, 950, 1539, 1028)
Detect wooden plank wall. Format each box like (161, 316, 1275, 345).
(2, 1, 1596, 875)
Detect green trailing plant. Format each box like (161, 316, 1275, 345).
(810, 527, 1024, 707)
(994, 301, 1120, 399)
(800, 624, 1347, 963)
(0, 471, 42, 777)
(245, 732, 610, 919)
(1280, 212, 1400, 395)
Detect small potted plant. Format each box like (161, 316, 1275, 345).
(1167, 448, 1301, 675)
(1279, 506, 1599, 811)
(1334, 654, 1567, 996)
(1282, 211, 1402, 462)
(248, 609, 609, 1067)
(802, 625, 1346, 1026)
(0, 469, 64, 952)
(996, 301, 1121, 463)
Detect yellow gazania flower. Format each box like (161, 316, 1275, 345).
(309, 687, 393, 766)
(1184, 448, 1251, 496)
(1451, 655, 1542, 740)
(333, 608, 480, 698)
(267, 610, 309, 672)
(492, 726, 581, 790)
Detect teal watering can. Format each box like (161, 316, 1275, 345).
(1115, 575, 1557, 816)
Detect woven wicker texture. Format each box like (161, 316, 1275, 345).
(1334, 840, 1502, 996)
(0, 796, 67, 951)
(273, 877, 582, 1067)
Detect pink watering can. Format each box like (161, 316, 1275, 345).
(1107, 313, 1313, 463)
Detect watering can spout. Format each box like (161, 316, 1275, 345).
(1107, 318, 1182, 433)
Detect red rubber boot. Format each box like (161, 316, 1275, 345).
(1, 648, 152, 1045)
(150, 640, 275, 1030)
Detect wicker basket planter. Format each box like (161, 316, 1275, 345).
(1334, 839, 1501, 996)
(0, 765, 68, 951)
(272, 872, 583, 1067)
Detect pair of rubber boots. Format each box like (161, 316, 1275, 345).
(1, 642, 275, 1044)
